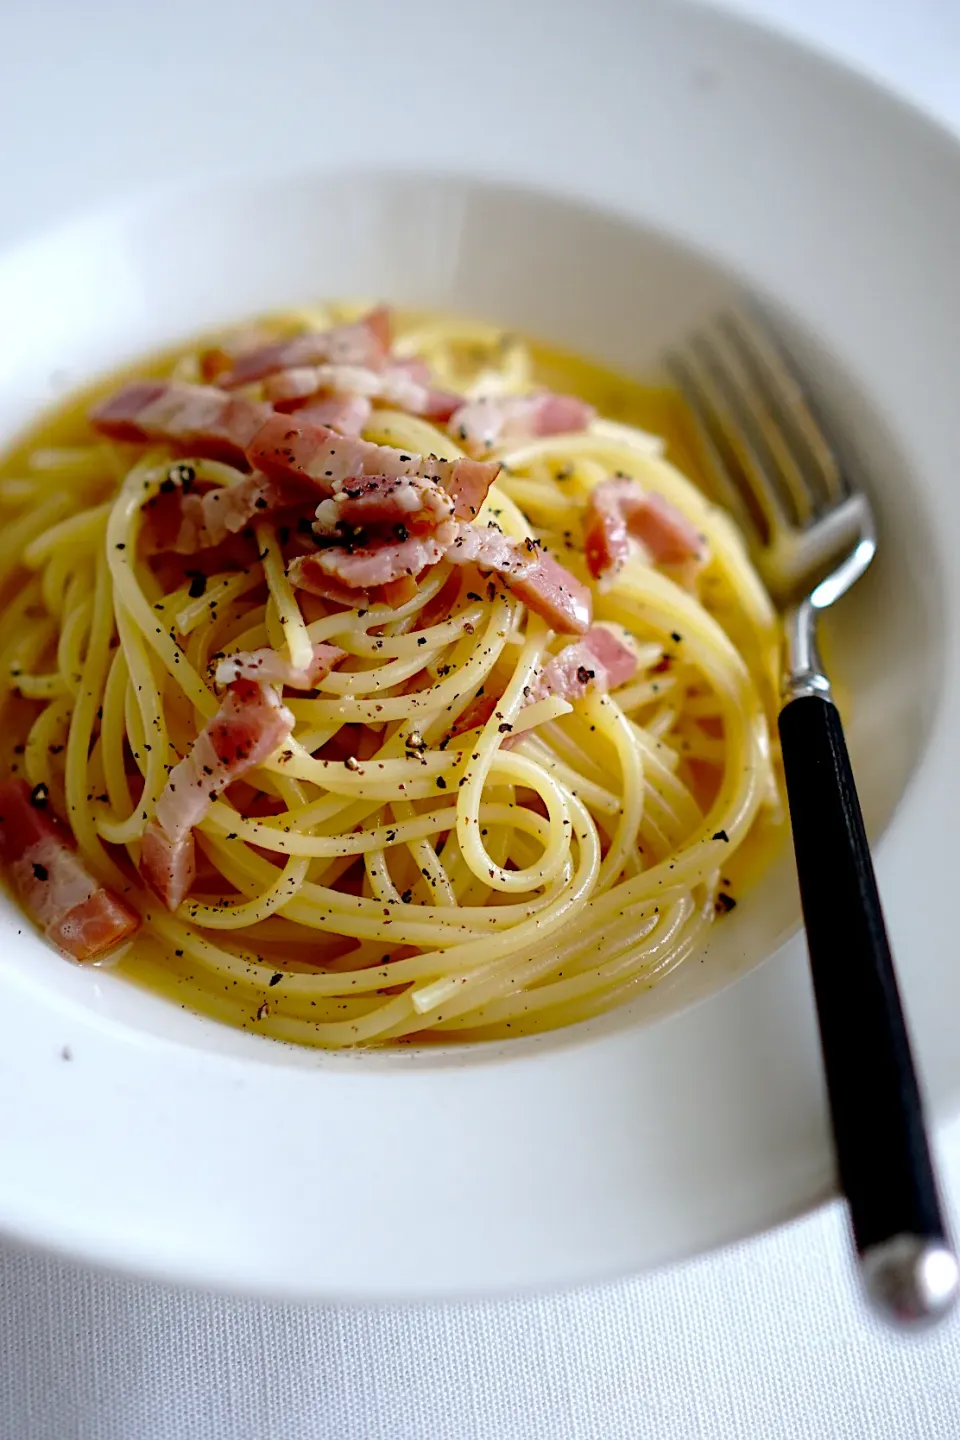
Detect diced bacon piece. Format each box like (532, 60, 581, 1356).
(449, 391, 595, 454)
(363, 304, 392, 353)
(219, 308, 391, 388)
(0, 779, 140, 961)
(92, 383, 270, 470)
(141, 681, 294, 911)
(393, 357, 464, 417)
(214, 643, 345, 690)
(584, 476, 634, 582)
(282, 565, 364, 608)
(313, 473, 454, 537)
(296, 394, 372, 436)
(247, 416, 499, 519)
(91, 382, 167, 441)
(264, 361, 462, 427)
(533, 626, 638, 702)
(289, 532, 450, 592)
(249, 416, 405, 491)
(46, 891, 140, 962)
(394, 357, 430, 384)
(138, 823, 196, 920)
(579, 624, 639, 687)
(501, 550, 593, 635)
(419, 389, 463, 424)
(584, 477, 707, 583)
(631, 491, 707, 566)
(262, 368, 334, 409)
(199, 326, 277, 383)
(440, 525, 592, 634)
(142, 470, 314, 555)
(442, 523, 536, 575)
(265, 363, 428, 414)
(440, 456, 497, 520)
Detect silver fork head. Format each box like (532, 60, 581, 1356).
(665, 309, 877, 617)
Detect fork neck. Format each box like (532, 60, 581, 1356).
(783, 598, 833, 705)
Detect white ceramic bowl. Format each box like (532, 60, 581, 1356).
(0, 0, 958, 1301)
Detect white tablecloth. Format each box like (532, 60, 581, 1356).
(4, 1, 960, 1435)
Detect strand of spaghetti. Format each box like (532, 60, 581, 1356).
(106, 454, 216, 719)
(533, 715, 623, 794)
(388, 798, 458, 906)
(189, 831, 536, 947)
(123, 665, 148, 775)
(414, 895, 695, 1033)
(23, 501, 111, 568)
(271, 595, 515, 726)
(196, 849, 572, 955)
(456, 619, 551, 892)
(0, 579, 47, 695)
(363, 829, 400, 905)
(513, 737, 621, 818)
(432, 897, 684, 1030)
(175, 568, 265, 634)
(98, 606, 173, 845)
(438, 884, 697, 1026)
(0, 489, 72, 586)
(254, 519, 313, 673)
(8, 613, 59, 693)
(412, 789, 600, 1013)
(437, 905, 706, 1039)
(63, 548, 128, 888)
(56, 566, 93, 697)
(334, 605, 484, 660)
(15, 671, 65, 700)
(98, 645, 135, 824)
(302, 563, 455, 648)
(40, 547, 74, 619)
(581, 692, 645, 887)
(186, 599, 267, 682)
(23, 694, 72, 811)
(185, 854, 311, 927)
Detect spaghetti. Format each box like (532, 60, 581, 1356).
(0, 303, 783, 1046)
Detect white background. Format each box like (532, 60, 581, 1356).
(4, 0, 960, 1436)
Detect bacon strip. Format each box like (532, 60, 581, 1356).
(140, 681, 295, 911)
(143, 470, 315, 554)
(247, 416, 499, 520)
(290, 517, 591, 634)
(449, 391, 594, 454)
(264, 363, 425, 413)
(92, 383, 270, 470)
(265, 362, 462, 427)
(219, 308, 392, 388)
(533, 625, 637, 702)
(0, 779, 140, 961)
(584, 476, 707, 583)
(504, 551, 592, 635)
(296, 393, 372, 436)
(313, 473, 455, 537)
(289, 532, 451, 592)
(214, 643, 345, 690)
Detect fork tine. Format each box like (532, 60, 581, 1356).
(665, 341, 790, 545)
(665, 352, 762, 538)
(695, 324, 816, 527)
(718, 312, 846, 510)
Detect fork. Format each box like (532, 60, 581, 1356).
(667, 312, 958, 1327)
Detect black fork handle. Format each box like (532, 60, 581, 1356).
(778, 693, 956, 1324)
